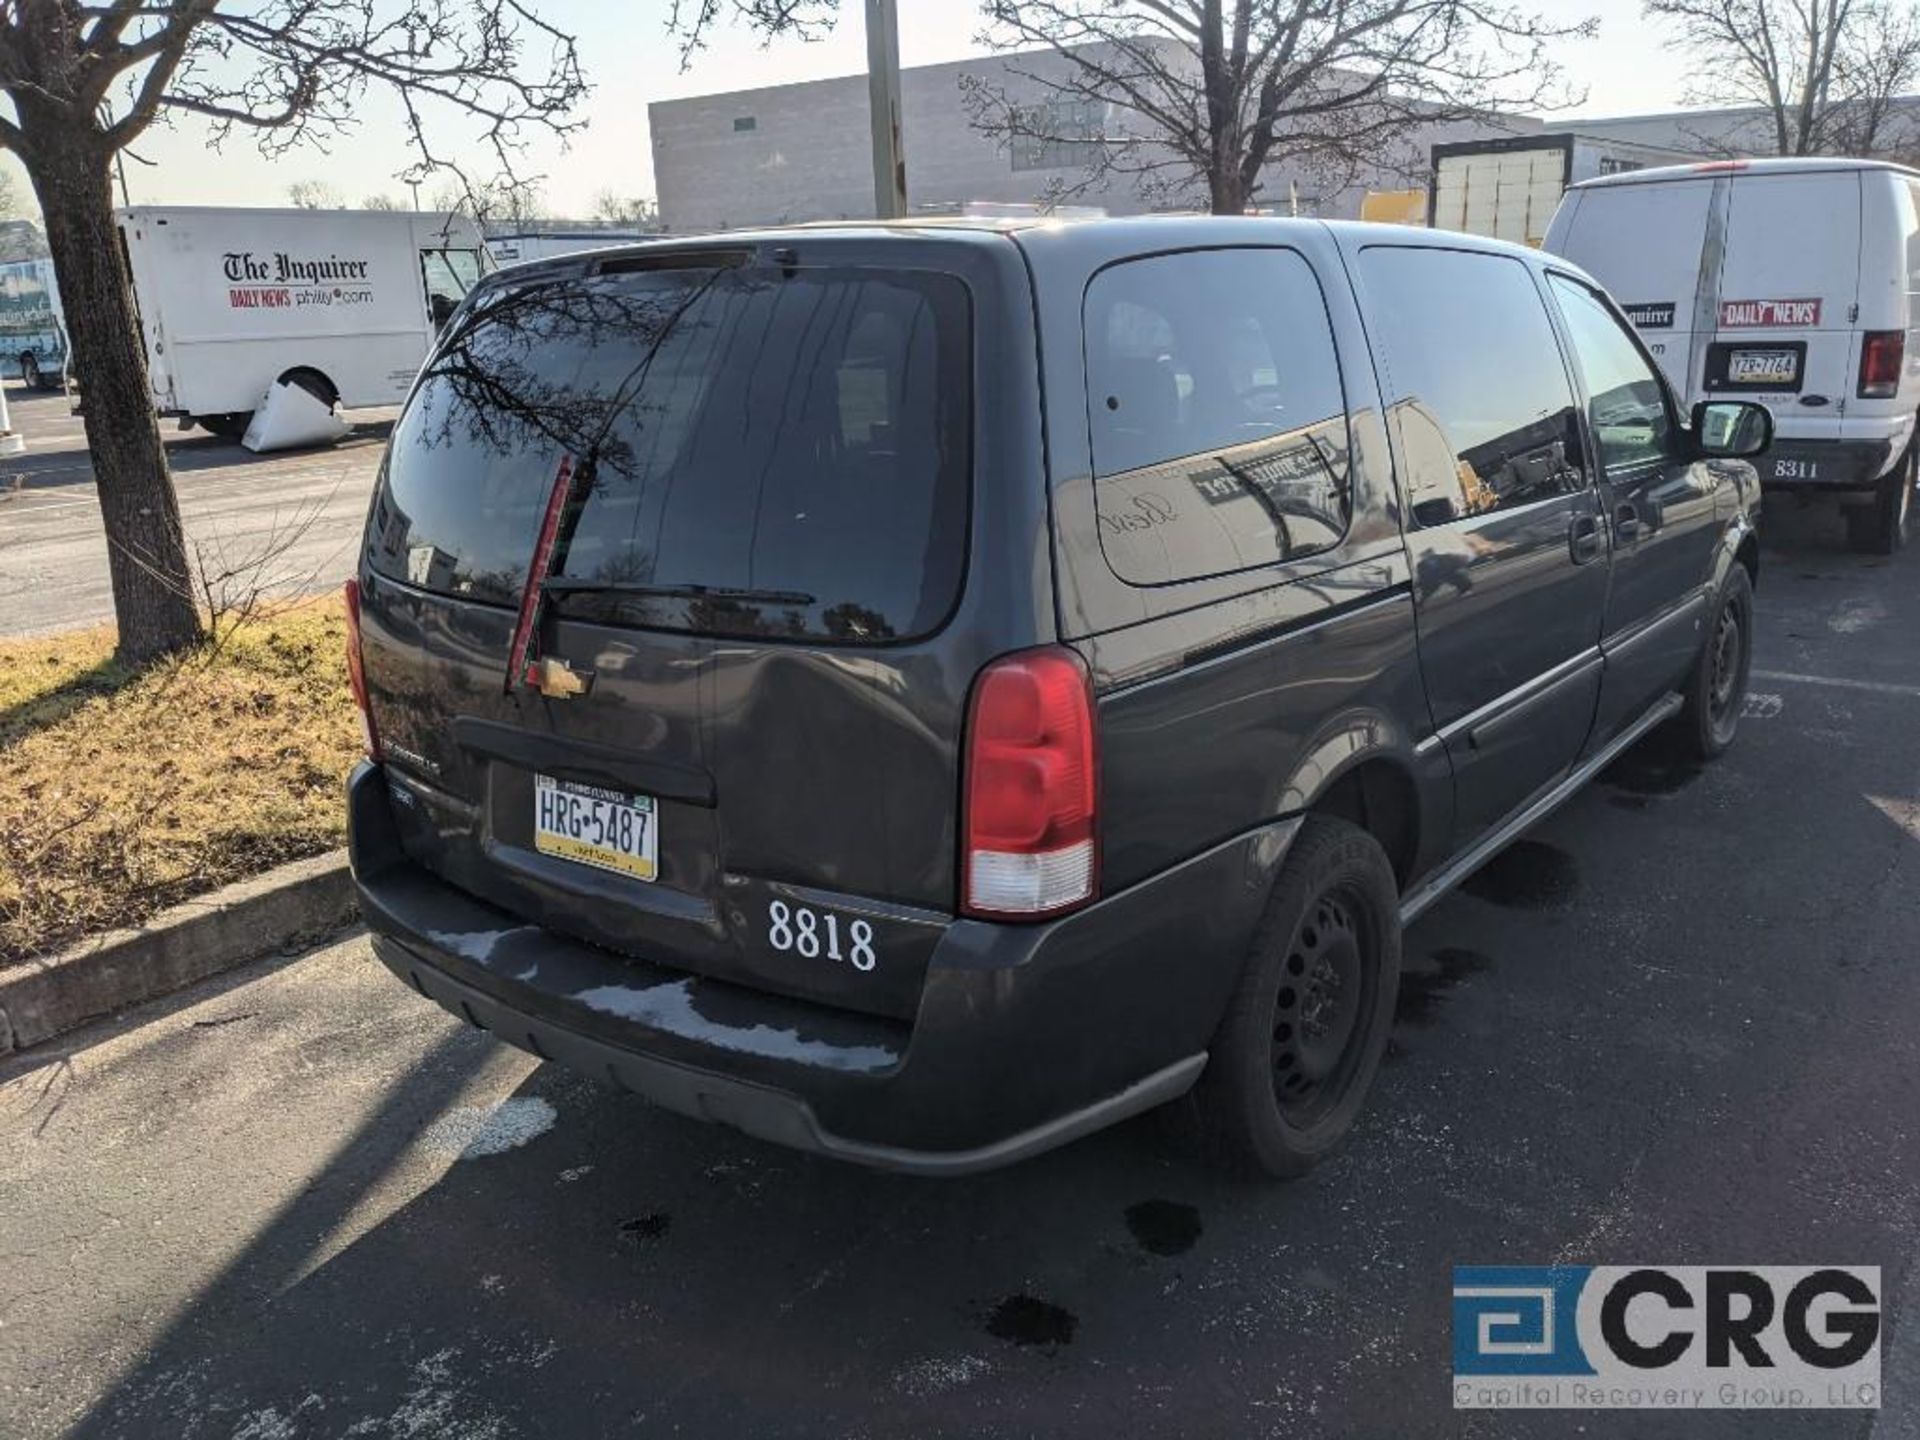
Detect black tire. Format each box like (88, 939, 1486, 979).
(196, 411, 253, 440)
(1678, 562, 1754, 761)
(1846, 443, 1914, 555)
(18, 352, 38, 388)
(1190, 814, 1401, 1179)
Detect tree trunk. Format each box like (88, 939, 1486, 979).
(1209, 167, 1249, 215)
(21, 120, 203, 663)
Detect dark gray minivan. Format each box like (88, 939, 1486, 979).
(345, 217, 1771, 1178)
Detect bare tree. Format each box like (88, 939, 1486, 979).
(0, 2, 589, 664)
(963, 0, 1594, 215)
(432, 175, 549, 226)
(361, 192, 404, 210)
(664, 0, 837, 64)
(286, 178, 344, 209)
(591, 189, 658, 226)
(1648, 0, 1920, 158)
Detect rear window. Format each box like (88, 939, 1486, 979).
(367, 262, 971, 643)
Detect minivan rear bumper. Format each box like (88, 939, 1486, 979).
(348, 761, 1294, 1175)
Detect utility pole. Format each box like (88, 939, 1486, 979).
(865, 0, 907, 219)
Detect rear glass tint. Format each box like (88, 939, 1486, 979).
(1082, 247, 1350, 587)
(1357, 246, 1584, 528)
(367, 263, 971, 643)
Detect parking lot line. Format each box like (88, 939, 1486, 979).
(1752, 669, 1920, 700)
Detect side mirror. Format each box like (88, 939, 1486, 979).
(1691, 399, 1774, 459)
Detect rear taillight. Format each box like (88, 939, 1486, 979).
(343, 578, 381, 760)
(962, 647, 1098, 920)
(1860, 331, 1905, 399)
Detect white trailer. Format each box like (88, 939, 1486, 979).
(1428, 134, 1700, 247)
(116, 206, 487, 437)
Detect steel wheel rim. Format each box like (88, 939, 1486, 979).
(1271, 887, 1374, 1125)
(1708, 600, 1743, 722)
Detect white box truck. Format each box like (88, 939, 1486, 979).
(116, 206, 487, 437)
(1429, 134, 1699, 247)
(1546, 157, 1920, 553)
(0, 257, 68, 389)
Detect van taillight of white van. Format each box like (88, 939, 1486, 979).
(962, 647, 1099, 920)
(1860, 331, 1905, 399)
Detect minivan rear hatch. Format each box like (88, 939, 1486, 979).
(357, 245, 982, 1020)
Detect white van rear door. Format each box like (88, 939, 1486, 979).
(1544, 176, 1717, 395)
(1709, 170, 1862, 412)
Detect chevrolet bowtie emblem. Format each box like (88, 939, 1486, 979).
(525, 655, 594, 699)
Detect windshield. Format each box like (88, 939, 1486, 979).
(367, 262, 972, 643)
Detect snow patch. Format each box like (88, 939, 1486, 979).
(1829, 600, 1887, 635)
(345, 1348, 511, 1440)
(893, 1353, 991, 1397)
(230, 1408, 296, 1440)
(229, 1394, 323, 1439)
(424, 1097, 557, 1159)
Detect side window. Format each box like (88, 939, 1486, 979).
(1084, 247, 1351, 586)
(1357, 247, 1585, 528)
(420, 248, 482, 327)
(1548, 274, 1676, 478)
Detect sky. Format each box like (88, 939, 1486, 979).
(5, 0, 1707, 218)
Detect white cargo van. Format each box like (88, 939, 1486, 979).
(116, 206, 488, 437)
(1546, 157, 1919, 552)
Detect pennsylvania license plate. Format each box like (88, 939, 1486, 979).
(534, 775, 658, 881)
(1728, 349, 1798, 385)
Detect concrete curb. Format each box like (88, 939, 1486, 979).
(0, 849, 356, 1055)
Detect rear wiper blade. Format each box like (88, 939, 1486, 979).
(543, 579, 818, 607)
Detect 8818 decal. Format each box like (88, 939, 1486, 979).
(767, 899, 877, 972)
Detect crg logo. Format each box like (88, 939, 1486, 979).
(1453, 1265, 1880, 1410)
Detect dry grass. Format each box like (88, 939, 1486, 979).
(0, 596, 360, 967)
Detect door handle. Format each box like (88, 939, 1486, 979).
(1569, 513, 1603, 565)
(1615, 503, 1643, 543)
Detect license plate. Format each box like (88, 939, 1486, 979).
(533, 775, 657, 881)
(1773, 457, 1820, 481)
(1728, 349, 1798, 385)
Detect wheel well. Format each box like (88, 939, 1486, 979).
(278, 366, 339, 407)
(1309, 758, 1418, 893)
(1736, 533, 1760, 589)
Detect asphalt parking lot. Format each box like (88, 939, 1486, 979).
(2, 501, 1918, 1439)
(0, 384, 385, 636)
